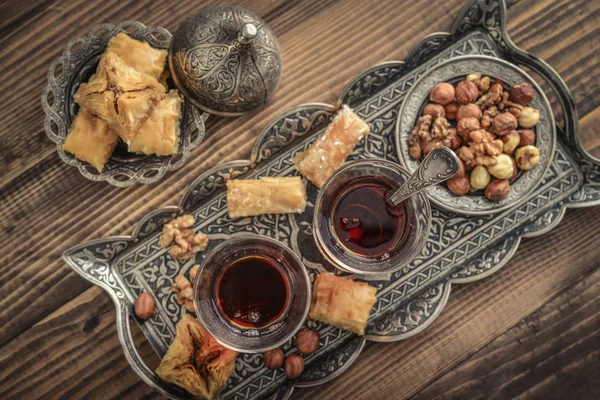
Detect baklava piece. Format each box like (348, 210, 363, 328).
(106, 33, 167, 79)
(293, 105, 370, 188)
(156, 314, 237, 400)
(308, 273, 377, 335)
(74, 52, 166, 142)
(226, 176, 307, 218)
(63, 109, 119, 172)
(128, 90, 182, 155)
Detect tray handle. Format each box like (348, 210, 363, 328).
(116, 301, 189, 399)
(62, 207, 188, 400)
(452, 0, 600, 206)
(504, 49, 600, 207)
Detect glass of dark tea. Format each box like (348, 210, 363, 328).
(193, 234, 311, 352)
(313, 159, 432, 275)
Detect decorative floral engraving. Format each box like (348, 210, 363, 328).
(170, 7, 282, 115)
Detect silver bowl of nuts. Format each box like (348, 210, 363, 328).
(395, 55, 555, 215)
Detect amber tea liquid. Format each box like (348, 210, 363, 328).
(216, 255, 289, 328)
(332, 177, 406, 257)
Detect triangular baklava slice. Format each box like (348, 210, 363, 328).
(156, 314, 237, 400)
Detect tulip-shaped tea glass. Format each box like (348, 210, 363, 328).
(313, 159, 432, 275)
(194, 234, 311, 352)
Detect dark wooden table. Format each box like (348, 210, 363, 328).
(1, 0, 599, 399)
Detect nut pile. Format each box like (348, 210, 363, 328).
(263, 327, 320, 379)
(408, 74, 542, 201)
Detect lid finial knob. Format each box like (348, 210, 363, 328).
(239, 23, 257, 44)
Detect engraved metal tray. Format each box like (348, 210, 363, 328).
(63, 1, 600, 399)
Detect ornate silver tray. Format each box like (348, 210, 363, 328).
(42, 21, 209, 187)
(396, 55, 556, 214)
(63, 1, 600, 399)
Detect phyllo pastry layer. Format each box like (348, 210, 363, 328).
(308, 273, 377, 335)
(226, 176, 307, 218)
(106, 33, 168, 79)
(156, 314, 237, 400)
(128, 90, 182, 155)
(294, 105, 370, 188)
(63, 109, 119, 172)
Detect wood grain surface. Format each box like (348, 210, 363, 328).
(0, 0, 599, 399)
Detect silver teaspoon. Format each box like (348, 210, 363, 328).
(387, 146, 461, 207)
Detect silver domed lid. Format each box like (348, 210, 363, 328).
(169, 6, 282, 116)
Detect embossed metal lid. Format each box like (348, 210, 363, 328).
(169, 6, 282, 116)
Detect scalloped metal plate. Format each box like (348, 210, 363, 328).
(396, 55, 556, 215)
(63, 1, 599, 399)
(42, 21, 209, 187)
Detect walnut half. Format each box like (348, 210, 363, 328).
(160, 214, 209, 261)
(408, 115, 451, 159)
(173, 275, 195, 313)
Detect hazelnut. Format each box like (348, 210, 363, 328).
(264, 349, 285, 370)
(518, 107, 540, 128)
(447, 175, 470, 195)
(457, 117, 481, 138)
(470, 165, 491, 190)
(515, 145, 541, 170)
(285, 354, 304, 379)
(423, 103, 446, 118)
(486, 154, 515, 179)
(485, 179, 511, 201)
(445, 102, 459, 120)
(456, 104, 482, 121)
(430, 82, 455, 105)
(447, 128, 462, 150)
(455, 80, 479, 105)
(502, 131, 521, 155)
(134, 293, 155, 320)
(455, 158, 466, 178)
(295, 328, 320, 354)
(492, 112, 518, 135)
(519, 129, 536, 146)
(509, 82, 534, 105)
